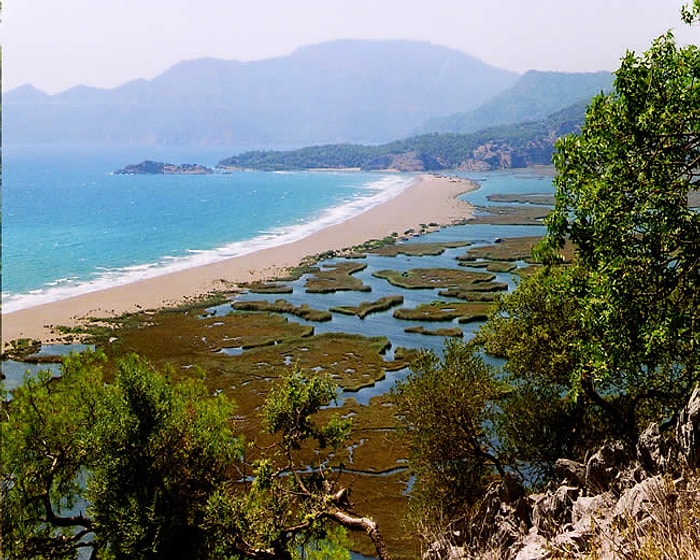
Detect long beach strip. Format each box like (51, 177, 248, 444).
(1, 174, 477, 345)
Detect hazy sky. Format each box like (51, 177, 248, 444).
(2, 0, 698, 93)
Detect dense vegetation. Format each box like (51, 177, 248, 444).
(1, 353, 386, 559)
(394, 29, 699, 529)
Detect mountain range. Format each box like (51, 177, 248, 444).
(5, 40, 613, 150)
(4, 40, 518, 147)
(216, 100, 589, 173)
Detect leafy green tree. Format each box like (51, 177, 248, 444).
(474, 31, 700, 482)
(542, 32, 700, 426)
(87, 355, 243, 559)
(1, 351, 242, 559)
(682, 0, 700, 23)
(392, 339, 506, 525)
(478, 268, 627, 480)
(1, 352, 104, 559)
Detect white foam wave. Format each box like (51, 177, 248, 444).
(2, 174, 414, 314)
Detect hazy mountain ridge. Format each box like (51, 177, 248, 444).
(419, 70, 613, 134)
(217, 101, 588, 172)
(4, 40, 519, 147)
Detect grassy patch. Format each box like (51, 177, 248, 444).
(468, 205, 550, 225)
(393, 301, 491, 322)
(373, 267, 499, 291)
(305, 261, 371, 293)
(460, 260, 518, 273)
(367, 240, 471, 257)
(232, 299, 332, 322)
(459, 236, 576, 264)
(244, 282, 294, 294)
(486, 193, 555, 205)
(404, 326, 464, 337)
(1, 338, 42, 360)
(331, 295, 405, 319)
(437, 289, 501, 301)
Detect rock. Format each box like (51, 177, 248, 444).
(426, 387, 700, 559)
(636, 422, 666, 474)
(676, 385, 700, 470)
(571, 494, 613, 530)
(514, 530, 549, 560)
(585, 440, 629, 494)
(530, 486, 579, 537)
(555, 458, 586, 487)
(467, 475, 530, 555)
(612, 475, 664, 523)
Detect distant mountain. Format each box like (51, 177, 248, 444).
(419, 70, 612, 134)
(217, 100, 588, 172)
(4, 40, 519, 147)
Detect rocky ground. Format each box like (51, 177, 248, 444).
(426, 386, 700, 559)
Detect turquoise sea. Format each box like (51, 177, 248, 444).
(2, 145, 416, 313)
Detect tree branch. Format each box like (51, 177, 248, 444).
(327, 508, 393, 560)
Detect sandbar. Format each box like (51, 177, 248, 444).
(1, 174, 477, 345)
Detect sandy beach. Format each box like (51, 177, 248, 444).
(1, 174, 477, 345)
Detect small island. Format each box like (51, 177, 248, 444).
(114, 160, 213, 175)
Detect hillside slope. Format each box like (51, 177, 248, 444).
(218, 101, 588, 172)
(419, 70, 612, 134)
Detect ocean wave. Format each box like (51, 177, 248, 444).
(2, 174, 414, 314)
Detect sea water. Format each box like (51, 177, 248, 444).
(1, 145, 414, 313)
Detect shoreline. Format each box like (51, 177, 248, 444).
(1, 174, 477, 346)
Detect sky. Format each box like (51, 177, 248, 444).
(2, 0, 698, 94)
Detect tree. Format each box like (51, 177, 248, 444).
(1, 352, 104, 559)
(473, 31, 700, 481)
(1, 351, 242, 559)
(392, 339, 505, 526)
(543, 32, 699, 427)
(477, 32, 700, 478)
(681, 0, 700, 23)
(478, 267, 630, 481)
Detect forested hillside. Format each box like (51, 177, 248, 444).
(218, 101, 587, 172)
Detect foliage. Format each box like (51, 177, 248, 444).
(1, 352, 104, 559)
(1, 351, 242, 559)
(392, 339, 505, 523)
(478, 268, 625, 481)
(202, 369, 393, 560)
(262, 369, 350, 451)
(1, 356, 395, 559)
(542, 33, 700, 425)
(471, 33, 700, 481)
(681, 0, 700, 23)
(398, 26, 700, 531)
